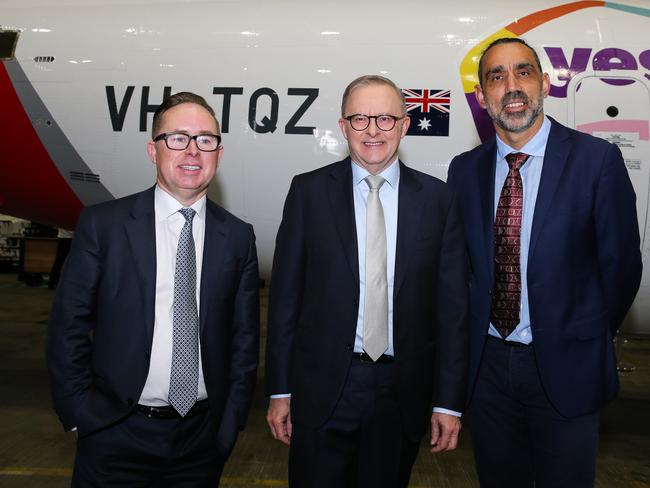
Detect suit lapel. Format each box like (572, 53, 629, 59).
(327, 158, 359, 283)
(529, 119, 570, 259)
(477, 140, 497, 284)
(394, 162, 423, 295)
(124, 187, 157, 344)
(199, 200, 229, 333)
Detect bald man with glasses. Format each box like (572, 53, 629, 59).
(47, 91, 259, 486)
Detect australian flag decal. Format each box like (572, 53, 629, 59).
(402, 88, 450, 136)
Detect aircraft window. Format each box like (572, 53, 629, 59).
(0, 30, 19, 60)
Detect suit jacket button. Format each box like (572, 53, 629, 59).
(353, 299, 359, 305)
(346, 344, 353, 351)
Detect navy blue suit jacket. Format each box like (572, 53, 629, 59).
(447, 118, 642, 418)
(265, 158, 468, 440)
(46, 187, 259, 454)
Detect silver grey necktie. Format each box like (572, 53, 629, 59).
(363, 175, 388, 361)
(168, 207, 199, 417)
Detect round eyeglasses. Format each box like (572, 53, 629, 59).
(343, 114, 405, 131)
(153, 132, 222, 152)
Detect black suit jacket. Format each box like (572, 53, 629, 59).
(265, 158, 468, 440)
(46, 186, 259, 454)
(448, 118, 642, 417)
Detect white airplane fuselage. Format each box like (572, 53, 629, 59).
(1, 0, 649, 333)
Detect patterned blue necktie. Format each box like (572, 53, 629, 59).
(168, 207, 199, 416)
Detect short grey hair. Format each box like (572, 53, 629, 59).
(341, 75, 406, 116)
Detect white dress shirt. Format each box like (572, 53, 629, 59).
(138, 186, 208, 406)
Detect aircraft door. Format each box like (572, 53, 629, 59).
(568, 71, 650, 247)
(567, 71, 650, 335)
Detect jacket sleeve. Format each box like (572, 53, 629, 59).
(594, 142, 642, 334)
(264, 177, 306, 396)
(46, 207, 101, 431)
(433, 190, 470, 412)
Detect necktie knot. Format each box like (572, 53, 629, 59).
(505, 152, 529, 172)
(365, 175, 386, 192)
(179, 207, 196, 223)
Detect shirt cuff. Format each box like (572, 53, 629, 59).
(432, 407, 462, 417)
(270, 393, 291, 399)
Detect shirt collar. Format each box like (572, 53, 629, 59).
(351, 157, 400, 189)
(496, 115, 551, 162)
(154, 185, 206, 220)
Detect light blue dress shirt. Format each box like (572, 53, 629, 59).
(489, 116, 551, 344)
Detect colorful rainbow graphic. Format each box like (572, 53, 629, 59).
(461, 1, 650, 142)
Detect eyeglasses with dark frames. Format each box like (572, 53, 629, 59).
(153, 132, 222, 152)
(343, 114, 405, 131)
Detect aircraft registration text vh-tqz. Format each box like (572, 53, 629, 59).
(1, 0, 649, 333)
(106, 86, 320, 135)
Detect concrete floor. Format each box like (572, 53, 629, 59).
(0, 273, 649, 487)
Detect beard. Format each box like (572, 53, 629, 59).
(486, 88, 544, 134)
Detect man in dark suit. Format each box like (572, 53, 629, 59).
(447, 38, 642, 488)
(265, 75, 468, 487)
(46, 92, 259, 486)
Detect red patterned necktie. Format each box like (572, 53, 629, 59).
(490, 152, 529, 338)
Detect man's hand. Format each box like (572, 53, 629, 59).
(430, 412, 461, 453)
(266, 397, 292, 445)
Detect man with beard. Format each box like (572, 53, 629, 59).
(447, 38, 642, 487)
